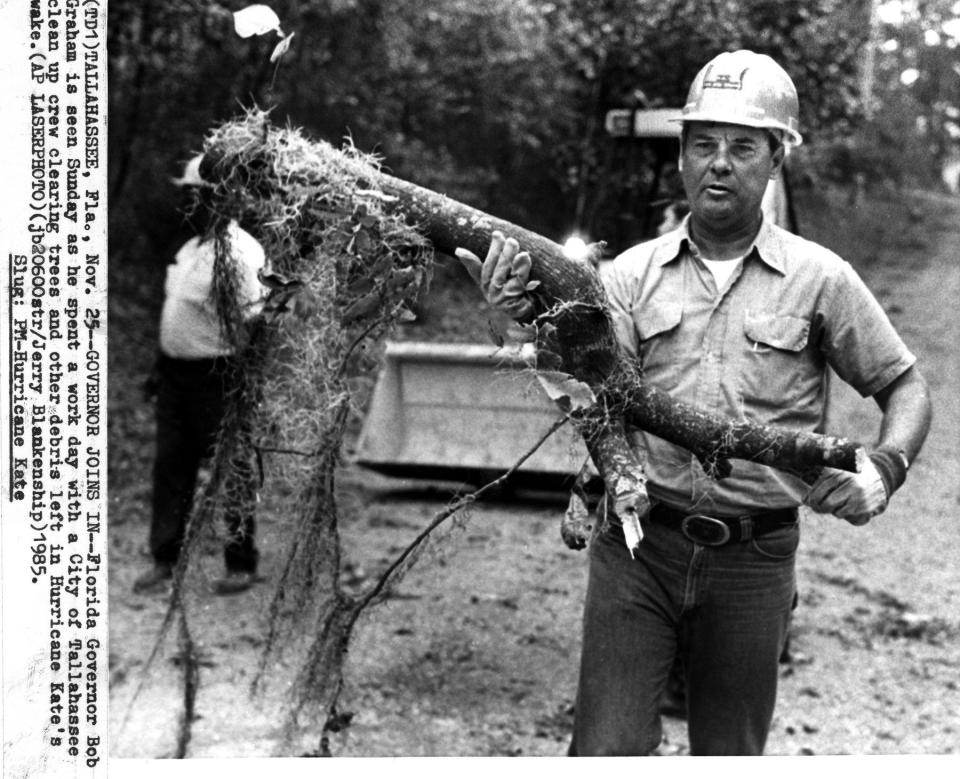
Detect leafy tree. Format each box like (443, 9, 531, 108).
(541, 0, 872, 247)
(807, 0, 960, 191)
(875, 0, 960, 180)
(107, 0, 879, 269)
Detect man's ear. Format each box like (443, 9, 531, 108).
(769, 143, 785, 179)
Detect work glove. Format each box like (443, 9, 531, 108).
(804, 446, 908, 526)
(455, 231, 536, 321)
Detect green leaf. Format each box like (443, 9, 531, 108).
(505, 322, 537, 343)
(258, 268, 301, 291)
(536, 370, 596, 413)
(291, 286, 322, 320)
(233, 5, 282, 38)
(394, 304, 418, 322)
(270, 32, 295, 63)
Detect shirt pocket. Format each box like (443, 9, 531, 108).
(634, 302, 684, 381)
(741, 311, 814, 416)
(744, 311, 810, 352)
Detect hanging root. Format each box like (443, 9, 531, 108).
(173, 615, 200, 759)
(147, 108, 439, 751)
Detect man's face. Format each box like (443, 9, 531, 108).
(680, 122, 783, 234)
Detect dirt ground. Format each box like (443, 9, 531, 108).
(107, 185, 960, 760)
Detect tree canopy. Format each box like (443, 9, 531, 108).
(108, 0, 957, 268)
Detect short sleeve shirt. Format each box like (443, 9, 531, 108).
(160, 221, 267, 359)
(603, 216, 916, 515)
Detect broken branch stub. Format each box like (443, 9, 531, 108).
(376, 175, 620, 385)
(375, 177, 654, 534)
(200, 116, 862, 491)
(369, 168, 863, 479)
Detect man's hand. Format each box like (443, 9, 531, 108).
(455, 231, 535, 320)
(803, 457, 888, 525)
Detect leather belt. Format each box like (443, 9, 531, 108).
(650, 503, 798, 547)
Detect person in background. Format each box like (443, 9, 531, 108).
(133, 155, 268, 596)
(457, 50, 932, 755)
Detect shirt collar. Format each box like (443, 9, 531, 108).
(653, 214, 787, 275)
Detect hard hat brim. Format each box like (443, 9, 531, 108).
(671, 113, 803, 146)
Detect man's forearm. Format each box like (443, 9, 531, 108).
(873, 366, 933, 465)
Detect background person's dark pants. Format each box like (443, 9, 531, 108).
(150, 354, 259, 573)
(569, 512, 797, 755)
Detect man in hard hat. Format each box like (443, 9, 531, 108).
(133, 155, 267, 596)
(457, 50, 932, 755)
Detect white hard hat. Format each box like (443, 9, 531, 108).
(171, 154, 210, 187)
(675, 50, 803, 146)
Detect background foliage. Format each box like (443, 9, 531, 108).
(108, 0, 960, 288)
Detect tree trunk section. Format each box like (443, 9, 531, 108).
(374, 170, 863, 478)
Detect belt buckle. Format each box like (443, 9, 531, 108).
(681, 514, 731, 546)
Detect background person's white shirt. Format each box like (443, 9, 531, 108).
(159, 220, 267, 359)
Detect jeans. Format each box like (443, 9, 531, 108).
(569, 509, 798, 755)
(150, 354, 259, 573)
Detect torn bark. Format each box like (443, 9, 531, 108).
(377, 169, 866, 553)
(201, 126, 862, 542)
(371, 169, 864, 477)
